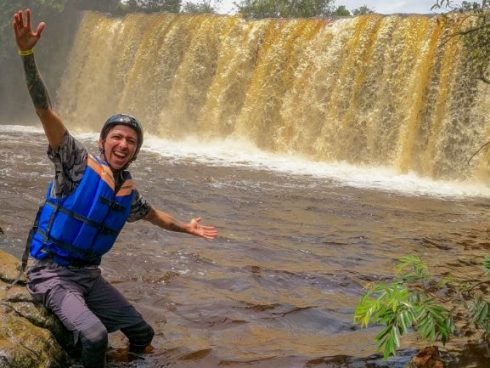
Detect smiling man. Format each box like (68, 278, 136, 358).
(100, 116, 142, 170)
(13, 8, 217, 368)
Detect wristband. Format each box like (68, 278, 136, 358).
(18, 49, 33, 56)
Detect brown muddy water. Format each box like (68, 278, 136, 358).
(0, 126, 489, 368)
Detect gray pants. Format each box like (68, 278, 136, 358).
(27, 261, 154, 368)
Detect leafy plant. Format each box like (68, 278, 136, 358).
(182, 0, 220, 13)
(332, 5, 350, 16)
(354, 255, 490, 359)
(236, 0, 335, 19)
(124, 0, 182, 13)
(432, 1, 490, 84)
(352, 5, 374, 15)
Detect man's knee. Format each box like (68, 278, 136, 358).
(121, 320, 154, 352)
(79, 321, 108, 368)
(80, 321, 108, 351)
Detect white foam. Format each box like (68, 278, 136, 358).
(0, 125, 43, 134)
(141, 135, 490, 199)
(2, 125, 488, 199)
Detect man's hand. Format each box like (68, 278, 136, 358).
(12, 8, 45, 51)
(189, 217, 218, 240)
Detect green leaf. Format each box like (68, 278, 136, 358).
(468, 297, 490, 333)
(395, 255, 430, 282)
(484, 255, 490, 273)
(376, 325, 399, 359)
(413, 299, 453, 344)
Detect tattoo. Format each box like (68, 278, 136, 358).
(22, 54, 52, 110)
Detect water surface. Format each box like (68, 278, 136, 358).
(0, 126, 489, 367)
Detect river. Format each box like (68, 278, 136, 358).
(1, 124, 488, 367)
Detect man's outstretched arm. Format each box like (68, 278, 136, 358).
(13, 8, 66, 149)
(144, 208, 218, 240)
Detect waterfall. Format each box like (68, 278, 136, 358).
(57, 12, 490, 182)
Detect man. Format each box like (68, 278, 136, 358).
(13, 8, 218, 368)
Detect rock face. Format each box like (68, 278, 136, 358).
(0, 251, 71, 368)
(408, 346, 445, 368)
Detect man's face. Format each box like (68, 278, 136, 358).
(99, 125, 138, 171)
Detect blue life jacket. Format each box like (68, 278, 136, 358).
(29, 154, 135, 266)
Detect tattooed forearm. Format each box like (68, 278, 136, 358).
(21, 54, 52, 110)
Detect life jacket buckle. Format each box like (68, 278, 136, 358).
(99, 196, 125, 212)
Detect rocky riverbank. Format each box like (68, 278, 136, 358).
(0, 250, 71, 368)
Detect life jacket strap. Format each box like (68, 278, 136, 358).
(38, 248, 101, 268)
(99, 196, 126, 212)
(35, 226, 102, 264)
(31, 199, 107, 266)
(45, 200, 119, 236)
(9, 205, 42, 287)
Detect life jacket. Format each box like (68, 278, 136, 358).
(28, 154, 135, 267)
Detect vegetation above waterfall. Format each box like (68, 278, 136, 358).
(433, 1, 490, 84)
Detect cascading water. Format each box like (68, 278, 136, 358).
(57, 12, 489, 183)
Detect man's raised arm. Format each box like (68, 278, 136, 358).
(13, 8, 66, 150)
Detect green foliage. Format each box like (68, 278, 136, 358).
(432, 0, 489, 11)
(462, 1, 487, 11)
(182, 0, 218, 13)
(125, 0, 182, 12)
(352, 5, 374, 15)
(333, 5, 350, 16)
(413, 300, 454, 343)
(395, 255, 430, 282)
(485, 255, 490, 273)
(71, 0, 120, 12)
(236, 0, 335, 19)
(432, 1, 490, 83)
(468, 297, 490, 335)
(355, 283, 416, 358)
(354, 255, 489, 359)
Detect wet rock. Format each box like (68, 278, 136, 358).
(408, 346, 445, 368)
(0, 250, 71, 368)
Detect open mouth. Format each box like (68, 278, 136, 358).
(113, 151, 128, 159)
(110, 151, 132, 167)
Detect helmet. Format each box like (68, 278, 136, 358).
(100, 114, 144, 155)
